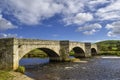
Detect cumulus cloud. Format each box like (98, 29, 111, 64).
(63, 13, 93, 25)
(1, 0, 120, 37)
(1, 0, 64, 25)
(0, 33, 17, 38)
(88, 0, 111, 11)
(0, 14, 17, 30)
(106, 21, 120, 37)
(1, 0, 93, 26)
(61, 0, 85, 15)
(96, 0, 120, 20)
(74, 13, 93, 24)
(83, 29, 96, 35)
(77, 23, 102, 35)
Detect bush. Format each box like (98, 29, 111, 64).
(15, 66, 25, 74)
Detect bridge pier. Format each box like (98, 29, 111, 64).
(59, 41, 69, 61)
(0, 38, 14, 70)
(84, 43, 91, 57)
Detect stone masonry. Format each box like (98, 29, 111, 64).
(0, 38, 98, 70)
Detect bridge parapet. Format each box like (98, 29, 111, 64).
(16, 38, 60, 45)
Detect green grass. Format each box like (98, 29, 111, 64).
(98, 51, 120, 56)
(15, 66, 25, 74)
(0, 70, 14, 80)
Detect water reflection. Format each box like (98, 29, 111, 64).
(19, 58, 49, 66)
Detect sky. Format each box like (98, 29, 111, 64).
(0, 0, 120, 42)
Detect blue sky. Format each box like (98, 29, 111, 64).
(0, 0, 120, 42)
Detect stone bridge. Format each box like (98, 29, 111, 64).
(0, 38, 98, 70)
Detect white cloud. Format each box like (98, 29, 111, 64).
(2, 0, 64, 25)
(63, 13, 93, 25)
(74, 13, 93, 25)
(89, 0, 110, 4)
(1, 0, 120, 37)
(61, 0, 85, 15)
(1, 0, 93, 26)
(96, 0, 120, 20)
(88, 0, 111, 11)
(1, 0, 119, 25)
(77, 23, 102, 35)
(0, 33, 17, 38)
(106, 21, 120, 37)
(0, 14, 17, 30)
(83, 29, 96, 35)
(77, 23, 102, 31)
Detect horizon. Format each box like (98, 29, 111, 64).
(1, 37, 120, 43)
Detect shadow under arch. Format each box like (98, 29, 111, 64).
(19, 48, 60, 66)
(91, 48, 97, 56)
(38, 48, 60, 61)
(71, 47, 85, 58)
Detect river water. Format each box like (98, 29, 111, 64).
(19, 56, 120, 80)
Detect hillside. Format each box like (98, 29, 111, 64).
(96, 40, 120, 51)
(96, 40, 120, 56)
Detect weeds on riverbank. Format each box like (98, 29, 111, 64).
(15, 66, 25, 74)
(0, 70, 14, 80)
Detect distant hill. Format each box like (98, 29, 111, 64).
(96, 40, 120, 51)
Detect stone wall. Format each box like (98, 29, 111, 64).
(91, 44, 98, 53)
(17, 39, 60, 59)
(84, 43, 91, 57)
(60, 41, 69, 61)
(0, 38, 14, 69)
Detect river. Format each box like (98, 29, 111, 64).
(19, 56, 120, 80)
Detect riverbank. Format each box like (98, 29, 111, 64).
(10, 71, 34, 80)
(0, 70, 34, 80)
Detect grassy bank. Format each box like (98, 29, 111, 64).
(0, 70, 14, 80)
(98, 51, 120, 56)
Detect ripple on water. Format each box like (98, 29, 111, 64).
(22, 56, 120, 80)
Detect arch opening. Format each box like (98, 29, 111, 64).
(70, 47, 85, 58)
(91, 48, 97, 56)
(19, 48, 60, 67)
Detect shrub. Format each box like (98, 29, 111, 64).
(15, 66, 25, 74)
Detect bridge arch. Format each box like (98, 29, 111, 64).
(91, 44, 98, 56)
(91, 48, 97, 56)
(19, 47, 60, 61)
(70, 46, 85, 58)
